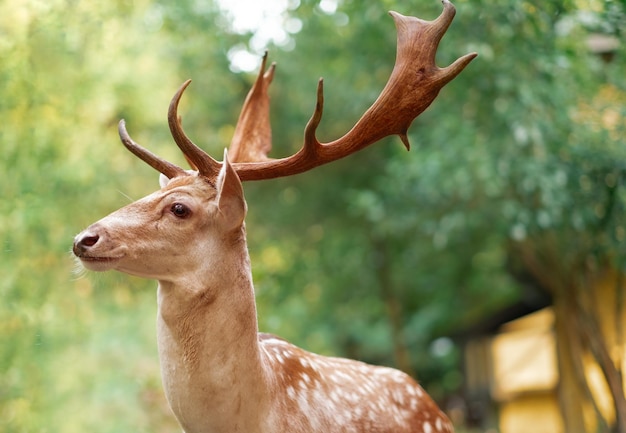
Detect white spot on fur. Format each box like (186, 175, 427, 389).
(392, 389, 405, 405)
(263, 337, 287, 346)
(376, 399, 386, 412)
(424, 421, 433, 433)
(391, 370, 407, 383)
(354, 406, 363, 418)
(435, 417, 443, 431)
(296, 392, 309, 417)
(342, 409, 353, 424)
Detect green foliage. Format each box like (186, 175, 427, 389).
(249, 0, 626, 399)
(1, 0, 625, 430)
(0, 0, 237, 431)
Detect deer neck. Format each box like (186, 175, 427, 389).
(155, 229, 269, 433)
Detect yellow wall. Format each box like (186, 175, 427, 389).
(499, 393, 563, 433)
(491, 309, 558, 400)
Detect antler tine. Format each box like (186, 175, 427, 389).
(425, 0, 456, 54)
(405, 0, 476, 89)
(167, 80, 222, 178)
(228, 0, 476, 181)
(228, 51, 276, 163)
(118, 119, 187, 179)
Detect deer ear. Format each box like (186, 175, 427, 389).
(216, 149, 247, 229)
(159, 173, 171, 188)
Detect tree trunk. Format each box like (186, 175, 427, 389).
(372, 236, 415, 376)
(511, 238, 626, 432)
(577, 296, 626, 433)
(553, 295, 593, 433)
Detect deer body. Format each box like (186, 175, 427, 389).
(76, 172, 452, 433)
(74, 2, 475, 432)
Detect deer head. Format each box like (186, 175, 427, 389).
(73, 155, 245, 284)
(73, 2, 476, 432)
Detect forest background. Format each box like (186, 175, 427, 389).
(1, 0, 625, 432)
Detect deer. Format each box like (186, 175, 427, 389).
(73, 1, 476, 432)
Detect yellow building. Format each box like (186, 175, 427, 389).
(463, 276, 624, 433)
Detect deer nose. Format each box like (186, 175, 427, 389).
(73, 232, 100, 256)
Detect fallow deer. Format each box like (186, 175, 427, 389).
(73, 1, 476, 432)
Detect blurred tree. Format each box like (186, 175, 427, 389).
(2, 0, 625, 431)
(241, 0, 626, 430)
(0, 0, 243, 431)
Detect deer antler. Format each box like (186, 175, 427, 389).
(163, 52, 277, 178)
(167, 80, 223, 177)
(228, 52, 276, 163)
(118, 119, 187, 179)
(121, 0, 476, 181)
(119, 50, 276, 180)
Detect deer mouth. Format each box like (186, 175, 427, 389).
(79, 255, 119, 262)
(76, 254, 123, 271)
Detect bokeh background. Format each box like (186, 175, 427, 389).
(1, 0, 625, 432)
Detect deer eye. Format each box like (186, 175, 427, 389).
(170, 203, 191, 218)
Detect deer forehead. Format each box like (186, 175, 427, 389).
(134, 175, 220, 211)
(160, 174, 218, 198)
